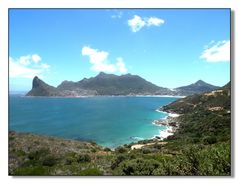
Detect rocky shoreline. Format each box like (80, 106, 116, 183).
(152, 112, 180, 140)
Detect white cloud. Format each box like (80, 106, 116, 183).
(32, 54, 41, 63)
(19, 55, 31, 66)
(82, 47, 109, 64)
(128, 15, 165, 32)
(116, 57, 127, 74)
(128, 15, 146, 32)
(10, 58, 43, 78)
(9, 54, 50, 78)
(41, 63, 50, 69)
(147, 17, 165, 26)
(82, 46, 127, 74)
(200, 40, 230, 62)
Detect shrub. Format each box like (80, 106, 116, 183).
(183, 146, 201, 175)
(91, 148, 97, 153)
(79, 168, 103, 176)
(142, 148, 151, 154)
(111, 154, 127, 170)
(203, 136, 217, 145)
(192, 137, 200, 144)
(42, 155, 57, 167)
(77, 154, 91, 163)
(9, 136, 15, 141)
(115, 147, 127, 153)
(116, 158, 160, 175)
(13, 166, 49, 175)
(153, 143, 163, 150)
(103, 147, 111, 152)
(15, 150, 26, 157)
(28, 148, 50, 160)
(198, 142, 230, 176)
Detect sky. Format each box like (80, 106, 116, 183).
(9, 9, 230, 91)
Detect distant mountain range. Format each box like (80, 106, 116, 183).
(26, 72, 220, 97)
(173, 80, 220, 96)
(161, 81, 231, 114)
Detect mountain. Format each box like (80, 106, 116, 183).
(162, 81, 230, 114)
(26, 73, 220, 97)
(57, 72, 172, 96)
(26, 76, 59, 96)
(173, 80, 219, 96)
(26, 73, 173, 97)
(222, 81, 231, 89)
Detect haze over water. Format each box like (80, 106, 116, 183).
(9, 96, 178, 148)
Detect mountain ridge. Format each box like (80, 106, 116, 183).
(173, 79, 219, 96)
(26, 73, 221, 97)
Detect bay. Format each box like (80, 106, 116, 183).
(9, 95, 178, 148)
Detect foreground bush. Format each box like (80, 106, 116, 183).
(113, 142, 230, 176)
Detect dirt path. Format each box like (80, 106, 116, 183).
(131, 142, 167, 150)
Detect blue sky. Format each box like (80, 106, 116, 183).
(9, 9, 230, 91)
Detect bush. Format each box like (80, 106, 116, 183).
(111, 154, 127, 170)
(103, 147, 111, 152)
(79, 168, 103, 176)
(15, 150, 26, 157)
(13, 166, 49, 175)
(77, 154, 91, 163)
(198, 142, 230, 176)
(192, 137, 200, 144)
(142, 148, 151, 154)
(153, 143, 163, 150)
(115, 147, 127, 153)
(116, 158, 160, 175)
(42, 155, 57, 167)
(28, 148, 50, 160)
(9, 136, 15, 141)
(91, 148, 97, 153)
(183, 146, 201, 175)
(203, 136, 217, 145)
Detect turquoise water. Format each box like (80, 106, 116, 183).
(9, 95, 178, 148)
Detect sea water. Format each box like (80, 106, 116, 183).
(9, 95, 178, 148)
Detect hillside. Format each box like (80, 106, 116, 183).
(162, 82, 230, 114)
(9, 131, 112, 176)
(160, 82, 231, 158)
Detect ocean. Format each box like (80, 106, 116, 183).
(9, 95, 179, 148)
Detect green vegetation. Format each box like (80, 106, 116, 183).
(9, 84, 231, 176)
(14, 166, 50, 175)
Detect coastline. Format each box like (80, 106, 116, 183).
(152, 110, 180, 140)
(130, 109, 180, 150)
(22, 94, 186, 98)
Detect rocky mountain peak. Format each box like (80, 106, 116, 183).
(194, 80, 207, 86)
(32, 76, 43, 88)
